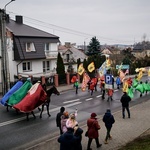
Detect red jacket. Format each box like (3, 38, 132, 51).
(87, 118, 100, 138)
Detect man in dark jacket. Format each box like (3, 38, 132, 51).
(58, 127, 79, 150)
(103, 109, 115, 144)
(120, 92, 131, 119)
(56, 107, 65, 135)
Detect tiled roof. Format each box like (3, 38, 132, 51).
(6, 19, 59, 39)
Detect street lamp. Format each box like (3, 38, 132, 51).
(84, 37, 89, 52)
(0, 0, 15, 95)
(4, 0, 15, 12)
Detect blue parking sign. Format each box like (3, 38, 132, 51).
(105, 74, 112, 84)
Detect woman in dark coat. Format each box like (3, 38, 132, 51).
(86, 113, 102, 150)
(103, 109, 115, 144)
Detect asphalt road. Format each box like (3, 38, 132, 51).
(0, 76, 149, 150)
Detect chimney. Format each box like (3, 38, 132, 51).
(65, 42, 71, 48)
(15, 15, 23, 24)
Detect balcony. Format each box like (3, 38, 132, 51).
(45, 51, 58, 59)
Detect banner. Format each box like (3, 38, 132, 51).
(81, 72, 90, 91)
(88, 62, 95, 72)
(78, 64, 85, 75)
(98, 61, 107, 77)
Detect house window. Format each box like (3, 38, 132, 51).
(22, 62, 32, 71)
(45, 43, 51, 51)
(43, 61, 50, 73)
(26, 42, 35, 52)
(66, 54, 70, 62)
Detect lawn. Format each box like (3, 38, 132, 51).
(118, 134, 150, 150)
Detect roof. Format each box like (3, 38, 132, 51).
(6, 19, 59, 39)
(58, 44, 87, 61)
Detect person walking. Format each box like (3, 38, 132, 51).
(74, 79, 79, 94)
(86, 113, 102, 150)
(116, 76, 121, 89)
(56, 107, 65, 135)
(74, 124, 83, 150)
(58, 127, 79, 150)
(89, 80, 95, 96)
(101, 82, 105, 100)
(103, 109, 115, 144)
(120, 92, 131, 119)
(61, 111, 69, 133)
(107, 89, 113, 101)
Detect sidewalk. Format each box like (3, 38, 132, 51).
(26, 83, 150, 150)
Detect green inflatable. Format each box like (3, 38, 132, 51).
(132, 78, 138, 88)
(135, 82, 145, 93)
(127, 86, 134, 99)
(7, 80, 32, 106)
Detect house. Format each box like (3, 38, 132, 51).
(3, 15, 60, 84)
(132, 42, 150, 59)
(58, 42, 87, 73)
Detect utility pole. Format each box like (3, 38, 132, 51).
(0, 9, 7, 95)
(0, 0, 15, 95)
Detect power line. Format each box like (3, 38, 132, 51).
(8, 11, 134, 44)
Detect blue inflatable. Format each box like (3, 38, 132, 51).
(0, 80, 23, 106)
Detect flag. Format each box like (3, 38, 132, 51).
(88, 62, 95, 73)
(137, 70, 143, 81)
(122, 80, 128, 93)
(81, 72, 90, 91)
(148, 68, 150, 77)
(117, 63, 123, 74)
(106, 57, 111, 69)
(119, 70, 125, 82)
(98, 61, 107, 77)
(78, 64, 85, 75)
(71, 76, 77, 83)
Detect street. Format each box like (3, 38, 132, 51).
(0, 76, 149, 150)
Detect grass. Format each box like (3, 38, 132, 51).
(118, 134, 150, 150)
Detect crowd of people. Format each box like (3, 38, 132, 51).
(55, 73, 149, 150)
(56, 106, 116, 150)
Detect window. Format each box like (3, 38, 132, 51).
(45, 43, 50, 51)
(43, 61, 50, 73)
(22, 62, 32, 71)
(66, 54, 70, 62)
(26, 42, 35, 52)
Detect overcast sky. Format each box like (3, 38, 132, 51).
(1, 0, 150, 45)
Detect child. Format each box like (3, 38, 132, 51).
(74, 79, 79, 94)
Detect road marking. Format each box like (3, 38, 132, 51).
(85, 98, 93, 101)
(63, 99, 80, 104)
(96, 95, 102, 98)
(0, 102, 82, 127)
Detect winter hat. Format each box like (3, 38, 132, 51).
(106, 109, 111, 113)
(91, 112, 97, 118)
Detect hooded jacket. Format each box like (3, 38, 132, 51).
(103, 111, 115, 128)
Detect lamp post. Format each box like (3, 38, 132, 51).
(84, 37, 90, 53)
(0, 0, 15, 95)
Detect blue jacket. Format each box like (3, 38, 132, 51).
(103, 112, 115, 128)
